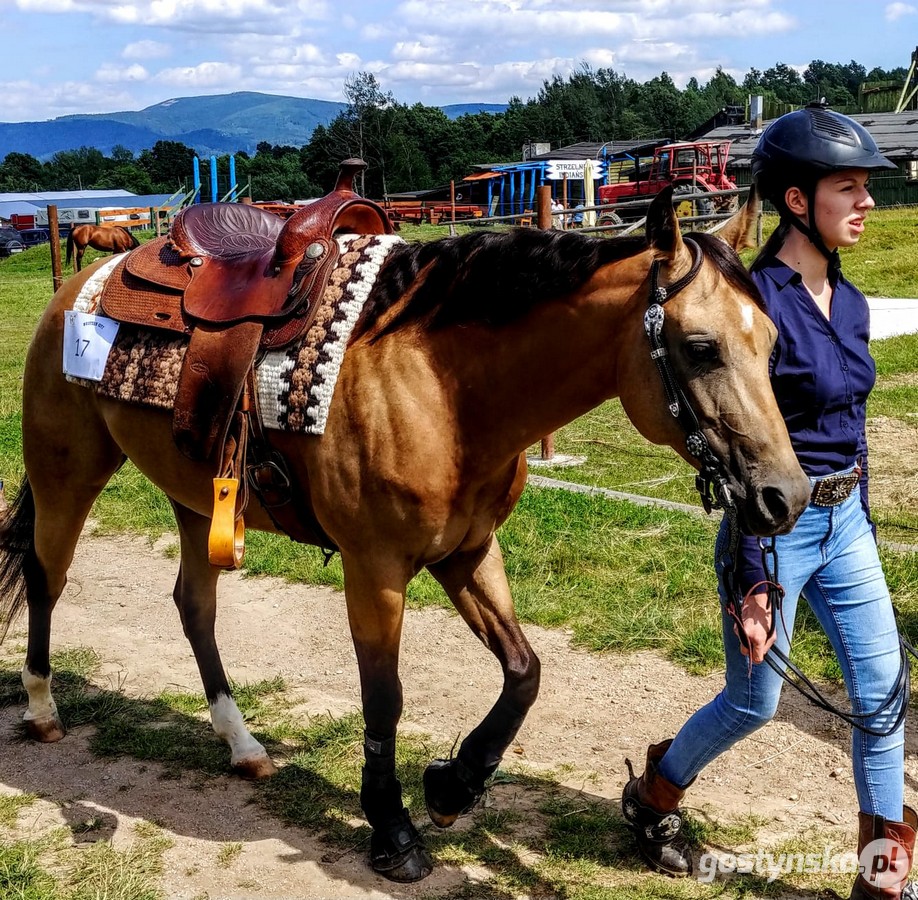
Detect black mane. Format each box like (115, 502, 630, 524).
(688, 231, 765, 308)
(356, 228, 648, 340)
(354, 228, 763, 341)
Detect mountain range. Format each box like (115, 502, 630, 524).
(0, 92, 508, 161)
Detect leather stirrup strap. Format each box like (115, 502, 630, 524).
(208, 412, 249, 569)
(173, 320, 264, 462)
(245, 371, 339, 552)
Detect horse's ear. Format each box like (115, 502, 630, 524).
(645, 185, 684, 257)
(717, 184, 761, 252)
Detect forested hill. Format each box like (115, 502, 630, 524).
(0, 61, 908, 200)
(0, 91, 509, 161)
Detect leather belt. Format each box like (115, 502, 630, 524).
(811, 465, 861, 507)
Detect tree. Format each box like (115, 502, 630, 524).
(46, 147, 107, 191)
(139, 140, 196, 193)
(110, 145, 135, 164)
(343, 71, 396, 195)
(0, 151, 45, 191)
(243, 143, 321, 201)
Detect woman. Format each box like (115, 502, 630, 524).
(621, 102, 915, 899)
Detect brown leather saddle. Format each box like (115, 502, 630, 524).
(98, 158, 393, 566)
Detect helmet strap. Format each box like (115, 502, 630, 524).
(781, 184, 841, 281)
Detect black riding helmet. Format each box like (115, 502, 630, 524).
(751, 101, 896, 267)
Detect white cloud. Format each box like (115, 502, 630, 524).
(393, 0, 793, 44)
(392, 39, 448, 62)
(157, 61, 242, 87)
(254, 43, 326, 65)
(122, 40, 172, 60)
(95, 63, 150, 83)
(14, 0, 332, 34)
(614, 41, 694, 65)
(0, 79, 136, 121)
(885, 2, 917, 21)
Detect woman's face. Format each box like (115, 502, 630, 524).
(812, 168, 876, 251)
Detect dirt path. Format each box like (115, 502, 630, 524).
(1, 533, 917, 899)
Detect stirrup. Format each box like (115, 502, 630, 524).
(209, 477, 245, 568)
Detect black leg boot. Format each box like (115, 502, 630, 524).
(621, 739, 693, 877)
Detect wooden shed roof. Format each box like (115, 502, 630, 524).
(701, 111, 918, 169)
(526, 139, 671, 161)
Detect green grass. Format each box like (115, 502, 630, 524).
(0, 648, 866, 899)
(0, 818, 172, 900)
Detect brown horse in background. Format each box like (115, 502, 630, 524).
(66, 223, 139, 272)
(1, 190, 810, 882)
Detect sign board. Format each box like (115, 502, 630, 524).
(545, 160, 606, 181)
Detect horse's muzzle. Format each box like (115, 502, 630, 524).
(739, 471, 810, 537)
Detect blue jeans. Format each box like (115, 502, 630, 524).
(658, 471, 905, 819)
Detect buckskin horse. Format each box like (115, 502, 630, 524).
(0, 174, 810, 882)
(66, 223, 139, 273)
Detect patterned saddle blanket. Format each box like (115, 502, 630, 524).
(67, 233, 403, 435)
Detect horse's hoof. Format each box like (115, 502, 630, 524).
(24, 715, 66, 743)
(231, 753, 277, 780)
(424, 758, 484, 829)
(370, 811, 433, 883)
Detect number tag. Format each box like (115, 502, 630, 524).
(62, 311, 120, 381)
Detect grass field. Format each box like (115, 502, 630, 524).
(2, 212, 918, 898)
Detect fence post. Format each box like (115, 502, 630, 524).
(48, 205, 63, 291)
(561, 176, 568, 229)
(537, 184, 555, 461)
(536, 184, 552, 230)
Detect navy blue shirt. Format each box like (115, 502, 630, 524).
(736, 256, 876, 593)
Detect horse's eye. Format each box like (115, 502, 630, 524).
(684, 341, 718, 363)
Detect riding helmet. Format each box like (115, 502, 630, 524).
(751, 100, 896, 182)
(751, 101, 895, 266)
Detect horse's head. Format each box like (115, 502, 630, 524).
(616, 187, 809, 536)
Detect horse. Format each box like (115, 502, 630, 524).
(0, 189, 810, 882)
(65, 223, 139, 273)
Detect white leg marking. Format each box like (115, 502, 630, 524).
(21, 666, 58, 721)
(210, 694, 266, 764)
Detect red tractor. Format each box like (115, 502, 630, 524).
(597, 140, 737, 223)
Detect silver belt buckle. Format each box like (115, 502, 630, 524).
(811, 472, 859, 507)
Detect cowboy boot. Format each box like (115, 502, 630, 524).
(851, 806, 918, 899)
(621, 739, 694, 876)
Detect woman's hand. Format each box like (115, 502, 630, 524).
(733, 591, 775, 664)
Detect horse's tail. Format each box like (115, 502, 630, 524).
(0, 478, 35, 643)
(65, 228, 74, 265)
(128, 230, 140, 249)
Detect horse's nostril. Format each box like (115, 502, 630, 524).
(761, 484, 791, 524)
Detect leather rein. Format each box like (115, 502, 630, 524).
(643, 238, 915, 737)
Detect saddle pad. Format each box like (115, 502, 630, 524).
(65, 234, 404, 435)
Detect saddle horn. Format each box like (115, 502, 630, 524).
(334, 159, 368, 195)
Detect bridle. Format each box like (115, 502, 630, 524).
(643, 239, 732, 517)
(643, 237, 914, 737)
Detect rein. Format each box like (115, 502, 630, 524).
(643, 239, 914, 737)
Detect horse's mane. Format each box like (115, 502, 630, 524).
(688, 231, 764, 308)
(356, 228, 763, 341)
(357, 229, 648, 340)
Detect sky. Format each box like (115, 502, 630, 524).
(0, 0, 915, 123)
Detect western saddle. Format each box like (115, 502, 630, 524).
(100, 158, 393, 567)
